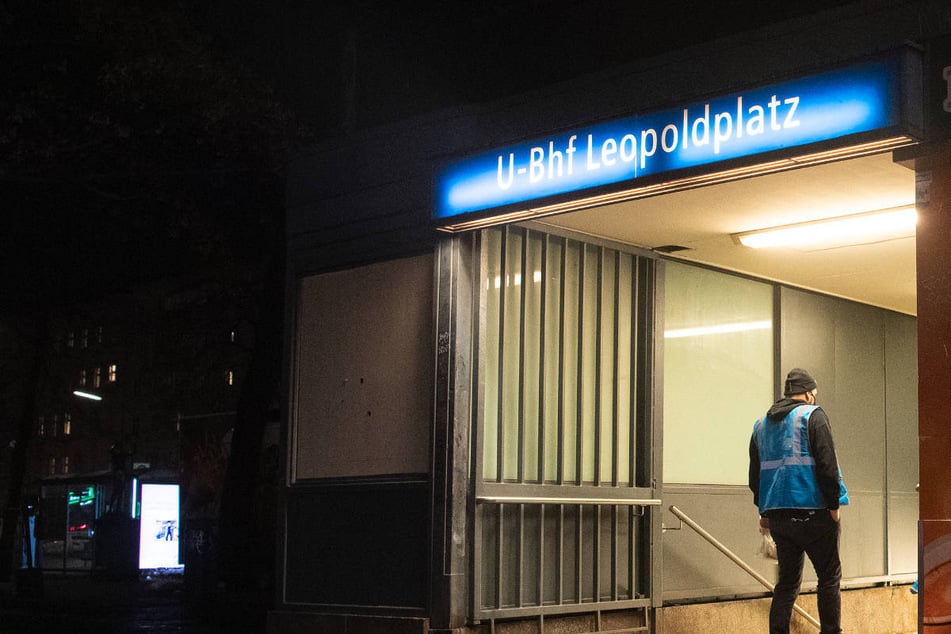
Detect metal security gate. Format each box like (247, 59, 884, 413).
(472, 226, 660, 625)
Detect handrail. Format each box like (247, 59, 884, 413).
(668, 505, 821, 631)
(477, 496, 662, 506)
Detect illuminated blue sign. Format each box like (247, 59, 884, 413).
(435, 57, 903, 220)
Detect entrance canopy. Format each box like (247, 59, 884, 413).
(434, 50, 921, 315)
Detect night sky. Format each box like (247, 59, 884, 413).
(0, 0, 856, 312)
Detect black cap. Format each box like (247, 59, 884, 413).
(784, 368, 817, 396)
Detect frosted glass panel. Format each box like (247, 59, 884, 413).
(663, 262, 773, 485)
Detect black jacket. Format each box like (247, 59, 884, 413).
(748, 398, 842, 511)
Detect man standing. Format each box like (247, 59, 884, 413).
(749, 368, 847, 634)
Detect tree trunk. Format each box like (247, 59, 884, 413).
(216, 231, 286, 591)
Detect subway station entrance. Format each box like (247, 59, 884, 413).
(273, 9, 951, 633)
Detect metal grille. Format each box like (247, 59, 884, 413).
(473, 226, 657, 622)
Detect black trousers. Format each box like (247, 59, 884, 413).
(766, 509, 842, 634)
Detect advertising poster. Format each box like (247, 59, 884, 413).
(138, 483, 183, 569)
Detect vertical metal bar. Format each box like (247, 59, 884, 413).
(557, 238, 568, 486)
(496, 227, 507, 482)
(518, 228, 528, 483)
(575, 245, 585, 486)
(539, 235, 548, 483)
(558, 504, 565, 605)
(537, 503, 545, 609)
(630, 256, 639, 488)
(517, 503, 525, 607)
(495, 504, 504, 609)
(647, 258, 664, 608)
(594, 503, 601, 603)
(613, 251, 621, 487)
(614, 505, 621, 601)
(594, 247, 603, 486)
(575, 504, 583, 602)
(628, 505, 636, 599)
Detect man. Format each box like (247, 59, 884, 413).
(749, 368, 847, 634)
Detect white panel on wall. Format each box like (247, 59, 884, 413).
(293, 255, 434, 480)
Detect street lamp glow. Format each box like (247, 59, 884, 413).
(73, 390, 103, 401)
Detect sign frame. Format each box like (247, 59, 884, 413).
(434, 48, 922, 232)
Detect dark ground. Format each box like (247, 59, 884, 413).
(0, 570, 269, 633)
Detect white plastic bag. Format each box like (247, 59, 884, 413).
(758, 529, 777, 560)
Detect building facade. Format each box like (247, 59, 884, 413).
(274, 2, 951, 632)
(21, 270, 259, 572)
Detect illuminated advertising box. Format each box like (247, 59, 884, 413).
(138, 483, 183, 569)
(435, 54, 915, 226)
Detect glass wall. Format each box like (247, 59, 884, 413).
(662, 262, 774, 485)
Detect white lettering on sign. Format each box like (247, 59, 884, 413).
(508, 93, 801, 182)
(943, 66, 951, 113)
(437, 56, 901, 221)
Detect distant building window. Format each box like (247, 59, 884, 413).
(81, 328, 88, 348)
(108, 364, 117, 382)
(51, 415, 58, 437)
(94, 367, 101, 388)
(67, 331, 75, 348)
(79, 369, 87, 386)
(49, 456, 56, 476)
(230, 329, 236, 343)
(63, 456, 70, 474)
(64, 413, 71, 436)
(227, 370, 234, 386)
(38, 417, 45, 437)
(97, 326, 103, 344)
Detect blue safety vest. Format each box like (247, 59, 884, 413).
(754, 404, 825, 514)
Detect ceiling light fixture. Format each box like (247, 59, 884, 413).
(733, 206, 917, 251)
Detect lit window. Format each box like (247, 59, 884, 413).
(38, 417, 45, 437)
(64, 413, 71, 436)
(227, 370, 234, 386)
(49, 456, 56, 475)
(94, 367, 101, 388)
(230, 329, 236, 343)
(79, 369, 87, 386)
(63, 456, 70, 474)
(108, 364, 117, 382)
(81, 328, 88, 348)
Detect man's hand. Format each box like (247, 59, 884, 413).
(830, 509, 840, 522)
(759, 516, 769, 531)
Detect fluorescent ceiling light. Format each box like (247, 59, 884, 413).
(73, 390, 102, 401)
(664, 320, 772, 339)
(733, 206, 917, 251)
